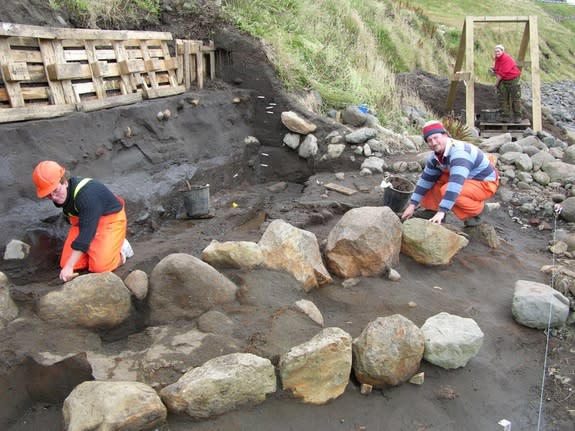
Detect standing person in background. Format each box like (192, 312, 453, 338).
(32, 160, 133, 282)
(401, 121, 499, 227)
(491, 44, 522, 122)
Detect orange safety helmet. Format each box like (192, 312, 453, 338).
(32, 161, 65, 198)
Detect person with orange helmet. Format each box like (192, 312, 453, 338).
(32, 161, 133, 281)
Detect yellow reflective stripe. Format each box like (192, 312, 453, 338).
(74, 178, 91, 199)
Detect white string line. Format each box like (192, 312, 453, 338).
(536, 207, 561, 431)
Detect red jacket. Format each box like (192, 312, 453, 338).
(494, 52, 521, 80)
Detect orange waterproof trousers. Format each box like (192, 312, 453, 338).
(60, 200, 127, 273)
(420, 172, 499, 220)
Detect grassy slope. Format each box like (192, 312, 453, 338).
(223, 0, 575, 127)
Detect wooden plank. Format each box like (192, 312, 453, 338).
(472, 16, 529, 23)
(529, 16, 542, 132)
(38, 39, 69, 105)
(140, 40, 159, 90)
(464, 16, 475, 128)
(51, 40, 78, 104)
(0, 104, 75, 123)
(209, 51, 216, 80)
(118, 59, 146, 74)
(2, 62, 30, 81)
(160, 40, 179, 88)
(46, 62, 89, 80)
(0, 22, 173, 41)
(78, 92, 142, 112)
(0, 86, 50, 101)
(445, 20, 466, 111)
(85, 40, 106, 99)
(113, 41, 136, 94)
(0, 38, 25, 107)
(324, 183, 357, 196)
(450, 71, 470, 81)
(142, 85, 186, 99)
(10, 48, 43, 63)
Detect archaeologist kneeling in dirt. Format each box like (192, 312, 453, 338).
(401, 120, 499, 227)
(32, 160, 133, 282)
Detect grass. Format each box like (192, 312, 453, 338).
(49, 0, 575, 130)
(49, 0, 160, 29)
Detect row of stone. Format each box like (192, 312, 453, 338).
(62, 311, 482, 430)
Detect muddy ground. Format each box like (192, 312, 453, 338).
(1, 1, 574, 430)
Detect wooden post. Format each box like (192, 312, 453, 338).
(464, 16, 475, 128)
(529, 16, 541, 132)
(0, 37, 25, 107)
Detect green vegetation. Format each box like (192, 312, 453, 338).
(223, 0, 575, 128)
(49, 0, 160, 29)
(49, 0, 575, 129)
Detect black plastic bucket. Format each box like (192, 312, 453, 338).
(382, 176, 415, 213)
(183, 184, 210, 218)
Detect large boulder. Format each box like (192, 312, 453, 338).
(148, 253, 238, 323)
(421, 312, 484, 369)
(511, 280, 570, 329)
(279, 327, 352, 404)
(325, 206, 402, 278)
(37, 272, 131, 329)
(63, 381, 166, 431)
(352, 315, 424, 387)
(258, 219, 332, 291)
(401, 218, 469, 265)
(160, 353, 276, 418)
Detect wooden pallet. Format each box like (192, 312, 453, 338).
(176, 39, 216, 90)
(479, 119, 531, 138)
(0, 23, 214, 123)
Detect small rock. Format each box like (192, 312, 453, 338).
(409, 372, 424, 385)
(360, 383, 372, 395)
(408, 301, 417, 308)
(388, 268, 401, 281)
(232, 97, 241, 103)
(163, 109, 171, 119)
(156, 111, 164, 121)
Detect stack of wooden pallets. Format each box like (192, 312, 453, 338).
(0, 23, 216, 124)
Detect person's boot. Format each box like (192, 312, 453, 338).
(464, 207, 486, 227)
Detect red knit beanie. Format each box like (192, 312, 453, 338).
(422, 120, 447, 141)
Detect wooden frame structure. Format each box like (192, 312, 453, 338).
(446, 16, 542, 132)
(0, 23, 216, 124)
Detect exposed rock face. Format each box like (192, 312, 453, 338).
(279, 327, 352, 404)
(148, 253, 238, 323)
(160, 353, 276, 418)
(401, 218, 469, 265)
(352, 315, 424, 387)
(258, 219, 332, 291)
(512, 280, 570, 329)
(421, 312, 484, 369)
(63, 381, 167, 431)
(325, 206, 402, 278)
(37, 272, 132, 329)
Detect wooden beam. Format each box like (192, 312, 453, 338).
(529, 16, 542, 132)
(0, 105, 75, 123)
(446, 20, 467, 111)
(78, 93, 142, 112)
(0, 22, 173, 41)
(472, 16, 529, 23)
(46, 62, 88, 80)
(2, 62, 30, 82)
(464, 16, 475, 128)
(450, 71, 471, 81)
(0, 38, 25, 107)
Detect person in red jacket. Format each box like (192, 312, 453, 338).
(32, 161, 133, 282)
(491, 44, 522, 122)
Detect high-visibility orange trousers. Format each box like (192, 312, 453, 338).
(60, 201, 127, 273)
(420, 172, 499, 220)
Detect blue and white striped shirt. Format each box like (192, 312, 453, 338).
(410, 138, 497, 213)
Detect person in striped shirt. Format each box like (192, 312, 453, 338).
(401, 120, 499, 227)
